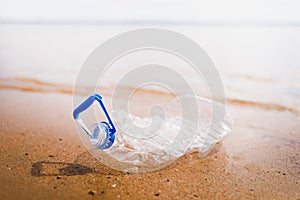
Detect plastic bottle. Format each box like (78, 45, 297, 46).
(73, 94, 232, 173)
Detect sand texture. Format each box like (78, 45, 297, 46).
(0, 89, 299, 199)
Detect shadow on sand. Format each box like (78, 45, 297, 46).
(31, 151, 123, 177)
(31, 161, 94, 177)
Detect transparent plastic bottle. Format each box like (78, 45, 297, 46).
(74, 94, 232, 173)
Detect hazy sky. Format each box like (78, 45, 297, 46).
(0, 0, 300, 25)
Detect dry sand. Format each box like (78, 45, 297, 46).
(0, 85, 299, 199)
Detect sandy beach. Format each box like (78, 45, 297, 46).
(0, 24, 300, 199)
(1, 88, 299, 199)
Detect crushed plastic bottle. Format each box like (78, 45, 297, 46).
(73, 94, 232, 173)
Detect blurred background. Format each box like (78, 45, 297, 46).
(1, 0, 300, 25)
(0, 0, 300, 110)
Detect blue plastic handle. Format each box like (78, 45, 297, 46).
(73, 94, 116, 149)
(73, 95, 101, 120)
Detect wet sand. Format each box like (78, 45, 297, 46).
(0, 87, 299, 199)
